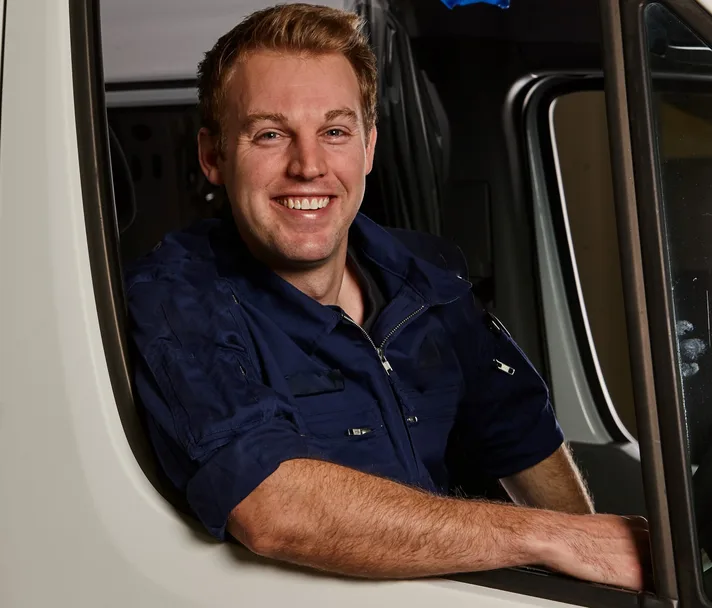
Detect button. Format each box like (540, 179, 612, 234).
(406, 416, 419, 425)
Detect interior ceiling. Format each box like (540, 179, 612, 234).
(100, 0, 601, 84)
(100, 0, 354, 83)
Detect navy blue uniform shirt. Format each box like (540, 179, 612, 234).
(125, 214, 564, 539)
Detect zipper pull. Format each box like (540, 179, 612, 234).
(494, 359, 516, 375)
(377, 347, 393, 374)
(347, 427, 373, 436)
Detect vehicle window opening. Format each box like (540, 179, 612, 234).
(550, 90, 637, 440)
(85, 0, 664, 604)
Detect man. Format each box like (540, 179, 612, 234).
(125, 2, 649, 590)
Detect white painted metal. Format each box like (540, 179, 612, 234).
(0, 1, 570, 606)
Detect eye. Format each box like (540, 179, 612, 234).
(325, 128, 346, 138)
(256, 131, 281, 142)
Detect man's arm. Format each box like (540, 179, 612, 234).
(229, 458, 647, 590)
(500, 444, 595, 514)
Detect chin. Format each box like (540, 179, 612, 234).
(278, 239, 338, 266)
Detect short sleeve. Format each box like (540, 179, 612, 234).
(127, 279, 310, 540)
(449, 297, 564, 481)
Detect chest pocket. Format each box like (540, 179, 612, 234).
(285, 369, 394, 476)
(397, 330, 464, 397)
(396, 330, 464, 485)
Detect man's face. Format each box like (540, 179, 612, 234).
(199, 51, 377, 268)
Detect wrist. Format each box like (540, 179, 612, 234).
(518, 509, 581, 568)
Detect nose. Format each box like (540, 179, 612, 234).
(287, 135, 327, 180)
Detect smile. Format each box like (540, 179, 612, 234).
(275, 196, 331, 210)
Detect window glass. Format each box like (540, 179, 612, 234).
(551, 91, 637, 437)
(644, 1, 712, 590)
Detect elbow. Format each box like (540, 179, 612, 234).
(242, 525, 285, 560)
(227, 492, 301, 560)
(228, 504, 284, 559)
(227, 460, 317, 560)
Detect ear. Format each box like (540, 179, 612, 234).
(197, 127, 225, 186)
(365, 127, 378, 175)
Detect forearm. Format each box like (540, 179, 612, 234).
(230, 458, 552, 578)
(500, 445, 594, 514)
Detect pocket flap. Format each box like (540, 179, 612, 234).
(286, 369, 345, 397)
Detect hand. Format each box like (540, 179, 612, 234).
(542, 514, 650, 591)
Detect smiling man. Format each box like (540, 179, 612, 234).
(125, 3, 649, 590)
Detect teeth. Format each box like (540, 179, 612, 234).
(277, 197, 331, 209)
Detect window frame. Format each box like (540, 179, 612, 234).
(69, 0, 174, 498)
(608, 0, 712, 605)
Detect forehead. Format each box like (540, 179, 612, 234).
(224, 51, 363, 125)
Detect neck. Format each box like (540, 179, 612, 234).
(274, 242, 366, 325)
(276, 245, 349, 306)
(234, 226, 365, 323)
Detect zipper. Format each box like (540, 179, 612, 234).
(343, 306, 428, 482)
(342, 305, 426, 374)
(342, 314, 394, 373)
(378, 306, 426, 352)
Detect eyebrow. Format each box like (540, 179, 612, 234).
(324, 108, 359, 125)
(238, 108, 360, 134)
(238, 112, 289, 133)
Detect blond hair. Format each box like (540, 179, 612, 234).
(197, 3, 378, 155)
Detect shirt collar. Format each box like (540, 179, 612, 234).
(348, 214, 472, 306)
(210, 214, 471, 352)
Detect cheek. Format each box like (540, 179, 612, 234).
(234, 152, 279, 200)
(329, 146, 369, 185)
